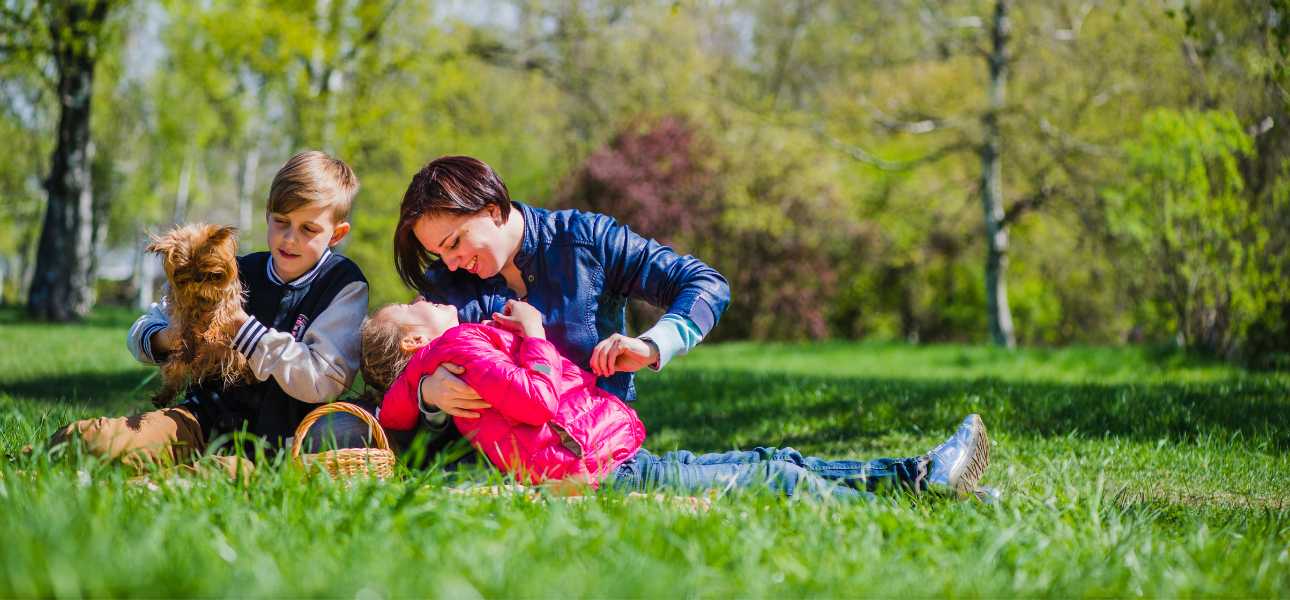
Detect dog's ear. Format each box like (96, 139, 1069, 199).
(146, 232, 177, 257)
(205, 225, 239, 248)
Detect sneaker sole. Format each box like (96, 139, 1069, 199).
(948, 414, 990, 496)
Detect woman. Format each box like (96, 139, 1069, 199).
(391, 155, 729, 439)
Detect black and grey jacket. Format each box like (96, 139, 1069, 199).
(127, 249, 368, 444)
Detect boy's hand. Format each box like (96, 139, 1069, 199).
(151, 327, 179, 354)
(590, 334, 659, 377)
(420, 363, 490, 419)
(491, 300, 545, 339)
(230, 304, 250, 330)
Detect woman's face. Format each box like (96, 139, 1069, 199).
(413, 205, 511, 279)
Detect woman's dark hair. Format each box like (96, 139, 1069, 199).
(394, 156, 513, 292)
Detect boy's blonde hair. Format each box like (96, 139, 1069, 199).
(360, 311, 412, 392)
(267, 150, 359, 222)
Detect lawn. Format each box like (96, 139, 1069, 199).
(1, 307, 1288, 597)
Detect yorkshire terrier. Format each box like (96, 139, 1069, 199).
(147, 223, 250, 408)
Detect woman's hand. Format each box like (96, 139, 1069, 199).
(590, 333, 659, 377)
(418, 363, 491, 418)
(491, 299, 546, 339)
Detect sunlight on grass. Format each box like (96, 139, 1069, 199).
(1, 308, 1287, 596)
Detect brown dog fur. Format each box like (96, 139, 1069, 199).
(147, 224, 250, 407)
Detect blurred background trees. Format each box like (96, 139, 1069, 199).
(2, 0, 1287, 365)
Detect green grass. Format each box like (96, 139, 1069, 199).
(2, 306, 1288, 597)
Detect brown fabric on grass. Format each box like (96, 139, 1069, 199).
(50, 407, 255, 477)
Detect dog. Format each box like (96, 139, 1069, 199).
(147, 223, 250, 407)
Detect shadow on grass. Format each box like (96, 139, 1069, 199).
(635, 370, 1290, 452)
(0, 304, 143, 328)
(0, 370, 154, 408)
(7, 357, 1288, 453)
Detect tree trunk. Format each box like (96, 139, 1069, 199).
(27, 2, 111, 321)
(173, 151, 193, 223)
(237, 145, 261, 244)
(980, 0, 1016, 348)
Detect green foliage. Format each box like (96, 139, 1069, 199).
(2, 309, 1289, 596)
(1106, 109, 1282, 356)
(2, 0, 1288, 360)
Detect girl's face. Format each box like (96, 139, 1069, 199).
(413, 205, 513, 279)
(380, 299, 460, 351)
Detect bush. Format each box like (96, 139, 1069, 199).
(556, 115, 860, 340)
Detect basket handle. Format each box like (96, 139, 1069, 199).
(291, 401, 392, 458)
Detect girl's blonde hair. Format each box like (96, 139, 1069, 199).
(359, 312, 412, 392)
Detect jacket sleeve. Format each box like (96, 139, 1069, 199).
(378, 346, 439, 432)
(126, 296, 172, 364)
(594, 217, 731, 338)
(451, 329, 565, 427)
(231, 280, 368, 404)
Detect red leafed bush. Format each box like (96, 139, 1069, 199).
(556, 115, 858, 340)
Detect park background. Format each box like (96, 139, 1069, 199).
(1, 1, 1289, 597)
(2, 0, 1288, 364)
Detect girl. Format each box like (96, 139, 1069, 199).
(365, 299, 990, 501)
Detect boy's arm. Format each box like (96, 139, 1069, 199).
(126, 296, 172, 364)
(233, 280, 368, 404)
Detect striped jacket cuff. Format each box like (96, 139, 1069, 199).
(140, 322, 169, 362)
(233, 317, 270, 357)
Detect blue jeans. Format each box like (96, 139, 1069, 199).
(611, 447, 928, 501)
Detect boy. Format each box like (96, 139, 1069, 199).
(51, 151, 370, 471)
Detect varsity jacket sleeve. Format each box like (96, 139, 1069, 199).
(230, 280, 368, 404)
(126, 296, 172, 365)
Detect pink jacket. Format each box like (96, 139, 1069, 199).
(378, 323, 646, 484)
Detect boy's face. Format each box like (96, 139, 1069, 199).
(266, 202, 350, 282)
(379, 299, 460, 353)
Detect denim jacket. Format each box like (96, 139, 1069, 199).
(418, 201, 730, 401)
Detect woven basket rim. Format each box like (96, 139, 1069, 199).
(291, 402, 396, 479)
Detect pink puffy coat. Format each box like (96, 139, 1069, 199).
(378, 323, 646, 484)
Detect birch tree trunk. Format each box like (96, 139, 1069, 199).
(237, 145, 261, 244)
(27, 1, 112, 321)
(980, 0, 1016, 348)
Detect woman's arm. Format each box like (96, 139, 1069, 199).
(592, 216, 731, 371)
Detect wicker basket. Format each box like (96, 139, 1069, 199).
(291, 402, 395, 479)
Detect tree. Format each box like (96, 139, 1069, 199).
(978, 0, 1015, 347)
(1, 0, 122, 321)
(1105, 109, 1273, 356)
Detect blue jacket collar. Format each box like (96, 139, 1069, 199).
(512, 201, 540, 272)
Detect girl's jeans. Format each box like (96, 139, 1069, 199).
(610, 447, 928, 501)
